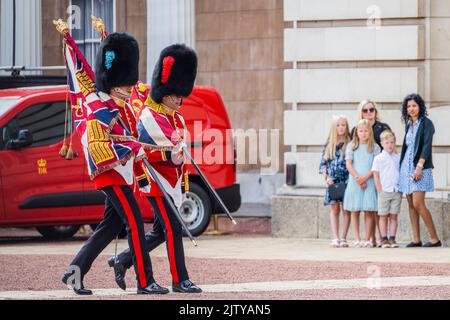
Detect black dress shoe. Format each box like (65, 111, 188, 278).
(107, 257, 127, 291)
(406, 241, 422, 247)
(61, 272, 93, 295)
(172, 280, 202, 293)
(137, 282, 169, 295)
(423, 240, 442, 247)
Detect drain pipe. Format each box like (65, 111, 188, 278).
(12, 0, 16, 69)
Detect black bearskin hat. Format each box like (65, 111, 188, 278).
(151, 44, 198, 104)
(95, 33, 139, 94)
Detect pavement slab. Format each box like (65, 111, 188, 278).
(1, 230, 450, 300)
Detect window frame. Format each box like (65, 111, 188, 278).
(69, 0, 116, 65)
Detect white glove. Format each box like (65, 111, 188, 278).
(170, 141, 185, 166)
(137, 177, 151, 193)
(140, 185, 151, 193)
(136, 147, 146, 159)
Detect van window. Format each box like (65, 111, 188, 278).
(3, 101, 69, 149)
(0, 98, 19, 118)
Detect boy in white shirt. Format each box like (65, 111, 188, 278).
(372, 130, 402, 248)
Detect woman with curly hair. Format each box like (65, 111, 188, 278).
(398, 93, 441, 247)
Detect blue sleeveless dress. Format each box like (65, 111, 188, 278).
(343, 143, 380, 212)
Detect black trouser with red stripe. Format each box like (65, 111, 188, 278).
(117, 196, 189, 284)
(68, 185, 154, 288)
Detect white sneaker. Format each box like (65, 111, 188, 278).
(352, 241, 362, 248)
(330, 239, 340, 248)
(361, 241, 373, 248)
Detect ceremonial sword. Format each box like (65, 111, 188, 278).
(180, 143, 237, 225)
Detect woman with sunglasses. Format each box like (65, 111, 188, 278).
(351, 100, 391, 247)
(351, 100, 391, 148)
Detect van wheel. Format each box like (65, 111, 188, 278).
(36, 225, 80, 240)
(90, 224, 127, 239)
(180, 182, 212, 237)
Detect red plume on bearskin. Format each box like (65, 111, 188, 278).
(161, 56, 175, 84)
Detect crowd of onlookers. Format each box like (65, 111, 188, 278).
(319, 94, 441, 248)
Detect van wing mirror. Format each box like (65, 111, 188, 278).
(7, 129, 33, 150)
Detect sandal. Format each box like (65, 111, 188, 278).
(339, 239, 349, 248)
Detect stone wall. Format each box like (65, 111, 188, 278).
(272, 193, 450, 247)
(281, 0, 450, 199)
(195, 0, 286, 173)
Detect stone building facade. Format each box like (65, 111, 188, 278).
(274, 0, 450, 244)
(2, 0, 450, 207)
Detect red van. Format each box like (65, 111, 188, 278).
(0, 85, 240, 239)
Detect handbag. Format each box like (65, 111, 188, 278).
(328, 182, 347, 201)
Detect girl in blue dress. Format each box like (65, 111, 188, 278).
(319, 115, 352, 247)
(344, 119, 381, 247)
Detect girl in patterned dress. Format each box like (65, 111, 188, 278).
(398, 93, 441, 247)
(344, 119, 381, 247)
(319, 115, 352, 247)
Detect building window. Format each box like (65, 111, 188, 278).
(70, 0, 115, 67)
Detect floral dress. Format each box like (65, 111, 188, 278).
(398, 118, 435, 195)
(319, 142, 349, 206)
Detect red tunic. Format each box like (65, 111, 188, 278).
(140, 110, 186, 198)
(93, 99, 145, 189)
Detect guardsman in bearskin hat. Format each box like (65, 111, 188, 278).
(58, 27, 169, 295)
(107, 44, 202, 293)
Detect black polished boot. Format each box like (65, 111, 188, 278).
(172, 279, 202, 293)
(137, 282, 169, 295)
(62, 271, 93, 295)
(107, 257, 127, 291)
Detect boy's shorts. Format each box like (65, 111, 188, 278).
(378, 191, 402, 215)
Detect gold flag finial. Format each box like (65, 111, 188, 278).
(53, 19, 69, 35)
(91, 15, 105, 34)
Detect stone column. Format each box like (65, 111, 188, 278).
(147, 0, 195, 79)
(0, 0, 42, 74)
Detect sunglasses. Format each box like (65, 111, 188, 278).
(362, 108, 375, 113)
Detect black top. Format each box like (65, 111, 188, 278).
(399, 117, 435, 170)
(351, 121, 391, 149)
